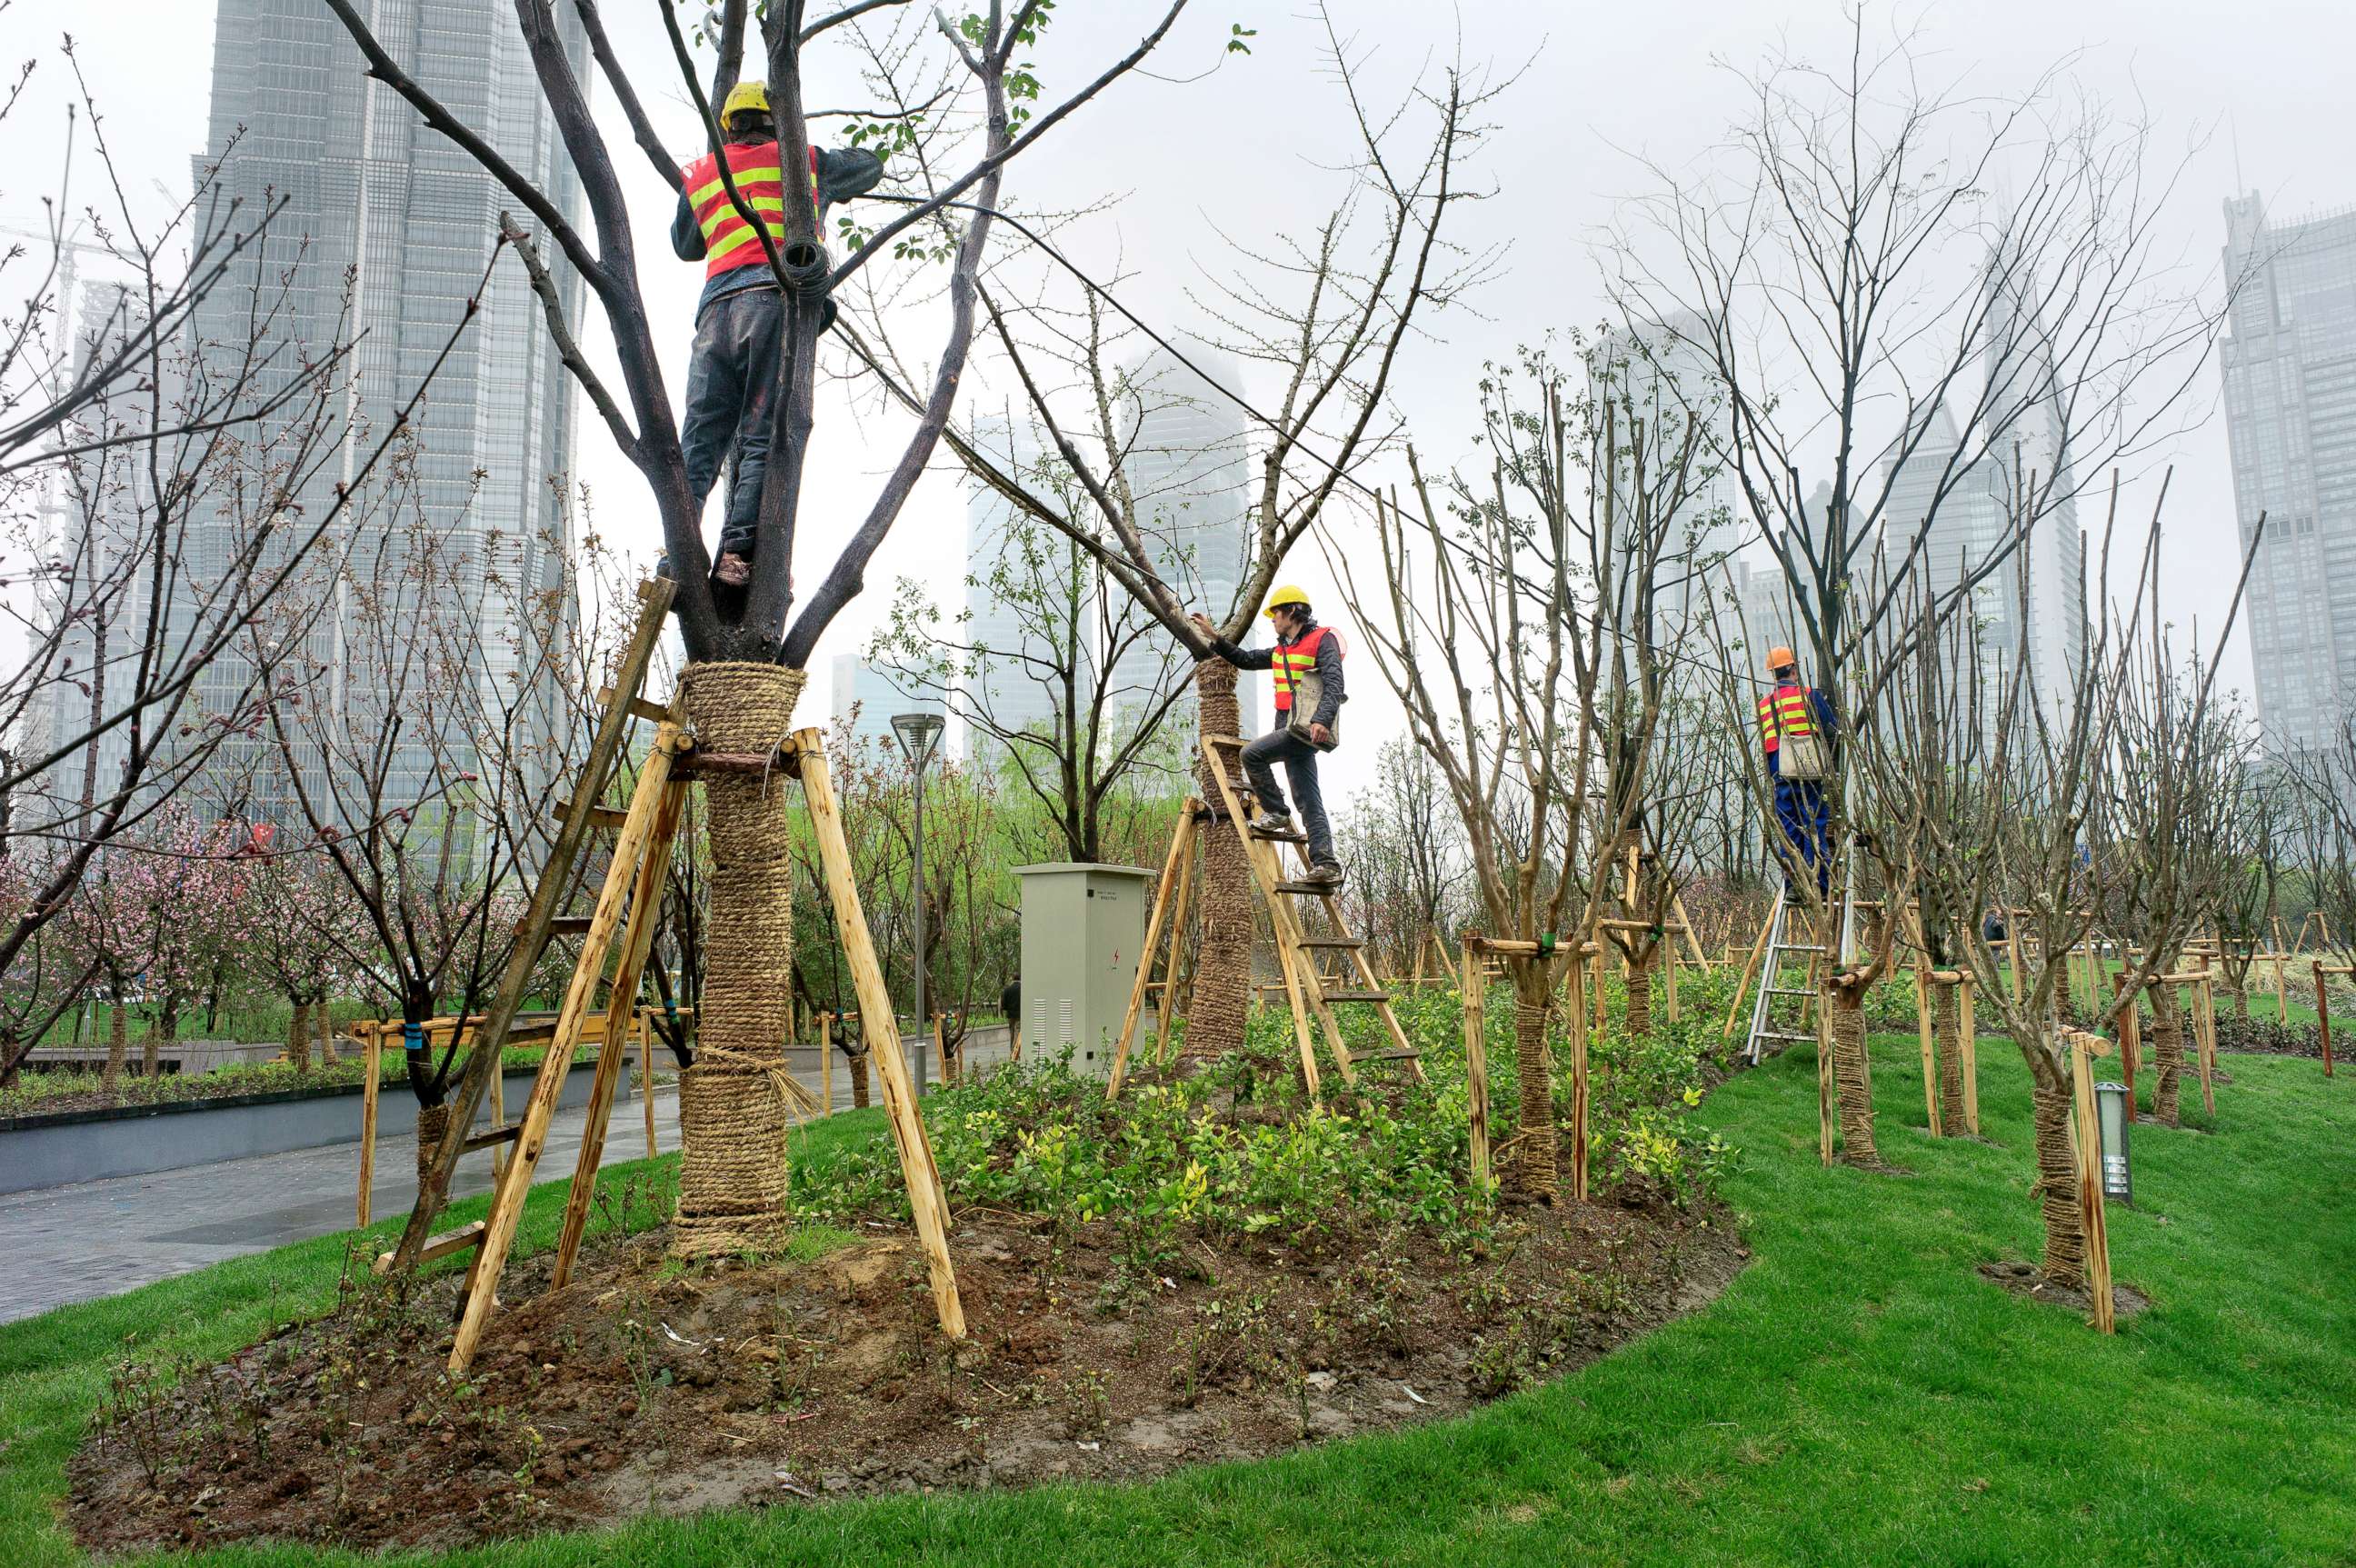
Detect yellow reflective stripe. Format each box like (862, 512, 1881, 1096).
(689, 165, 786, 207)
(697, 199, 789, 245)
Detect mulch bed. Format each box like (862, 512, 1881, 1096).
(69, 1178, 1741, 1556)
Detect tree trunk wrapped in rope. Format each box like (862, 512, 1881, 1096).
(1504, 962, 1558, 1201)
(674, 662, 806, 1258)
(1185, 659, 1250, 1064)
(289, 1001, 313, 1074)
(2029, 1064, 2085, 1287)
(1932, 980, 1965, 1132)
(1827, 989, 1878, 1164)
(1623, 945, 1654, 1039)
(316, 1001, 338, 1064)
(844, 1041, 871, 1109)
(414, 1102, 452, 1187)
(2150, 989, 2184, 1127)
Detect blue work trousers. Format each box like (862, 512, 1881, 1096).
(1773, 777, 1831, 893)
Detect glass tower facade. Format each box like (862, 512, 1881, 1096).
(186, 0, 585, 821)
(2221, 192, 2356, 754)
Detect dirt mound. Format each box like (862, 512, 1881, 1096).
(70, 1192, 1742, 1555)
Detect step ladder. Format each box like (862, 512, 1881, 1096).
(1744, 885, 1831, 1065)
(1203, 734, 1422, 1100)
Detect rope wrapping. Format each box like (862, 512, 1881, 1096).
(1624, 944, 1655, 1038)
(1932, 978, 1966, 1133)
(414, 1102, 452, 1187)
(1184, 660, 1250, 1064)
(674, 662, 806, 1257)
(2150, 989, 2185, 1127)
(1826, 994, 1880, 1164)
(1505, 978, 1558, 1200)
(2030, 1065, 2086, 1286)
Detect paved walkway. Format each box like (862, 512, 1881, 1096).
(0, 1035, 1019, 1326)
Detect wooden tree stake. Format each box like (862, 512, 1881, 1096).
(1566, 951, 1590, 1202)
(356, 1023, 381, 1229)
(1958, 974, 1980, 1136)
(1461, 944, 1490, 1196)
(1914, 963, 1941, 1137)
(2069, 1032, 2116, 1333)
(795, 729, 965, 1339)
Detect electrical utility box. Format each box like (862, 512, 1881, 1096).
(1012, 862, 1156, 1076)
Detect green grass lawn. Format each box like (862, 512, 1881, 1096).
(5, 1035, 2352, 1565)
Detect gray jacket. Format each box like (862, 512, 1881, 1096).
(1212, 620, 1346, 734)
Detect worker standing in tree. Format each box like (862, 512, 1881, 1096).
(1757, 645, 1836, 894)
(1191, 586, 1348, 888)
(673, 83, 883, 587)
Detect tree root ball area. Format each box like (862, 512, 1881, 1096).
(69, 1191, 1740, 1554)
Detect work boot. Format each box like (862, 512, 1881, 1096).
(1248, 811, 1295, 839)
(714, 551, 752, 587)
(1302, 861, 1344, 889)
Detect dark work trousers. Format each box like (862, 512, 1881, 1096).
(680, 286, 784, 561)
(1242, 727, 1336, 867)
(1773, 776, 1831, 894)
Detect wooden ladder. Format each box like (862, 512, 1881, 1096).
(1103, 798, 1202, 1098)
(1199, 735, 1422, 1100)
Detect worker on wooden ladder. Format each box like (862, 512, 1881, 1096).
(1191, 585, 1348, 888)
(672, 82, 882, 588)
(1757, 644, 1835, 894)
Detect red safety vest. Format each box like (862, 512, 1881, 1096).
(1273, 625, 1343, 713)
(679, 142, 820, 281)
(1755, 684, 1818, 752)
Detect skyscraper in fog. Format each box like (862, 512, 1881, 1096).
(2221, 192, 2356, 754)
(1589, 313, 1743, 640)
(961, 416, 1074, 761)
(186, 0, 585, 817)
(1113, 347, 1253, 724)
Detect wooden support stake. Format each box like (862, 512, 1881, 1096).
(1104, 808, 1194, 1100)
(2069, 1032, 2115, 1333)
(2195, 968, 2217, 1119)
(553, 765, 688, 1290)
(1663, 938, 1681, 1024)
(2113, 972, 2141, 1105)
(450, 721, 682, 1371)
(640, 1012, 658, 1158)
(820, 1013, 834, 1113)
(795, 729, 964, 1338)
(1722, 901, 1776, 1044)
(1915, 964, 1941, 1138)
(357, 1023, 381, 1228)
(1462, 944, 1490, 1195)
(1958, 974, 1980, 1136)
(2316, 963, 2336, 1078)
(1817, 990, 1835, 1166)
(1566, 952, 1590, 1203)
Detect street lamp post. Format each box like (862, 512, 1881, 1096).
(892, 712, 946, 1084)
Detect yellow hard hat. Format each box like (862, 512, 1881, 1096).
(720, 81, 771, 125)
(1263, 584, 1311, 619)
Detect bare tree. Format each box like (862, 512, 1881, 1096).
(935, 21, 1494, 1069)
(317, 0, 1198, 1251)
(1875, 484, 2254, 1287)
(0, 50, 485, 1081)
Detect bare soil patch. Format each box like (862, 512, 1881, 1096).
(69, 1184, 1740, 1556)
(1977, 1259, 2151, 1319)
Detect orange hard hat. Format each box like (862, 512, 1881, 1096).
(1766, 644, 1797, 672)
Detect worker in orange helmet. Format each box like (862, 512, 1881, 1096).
(1757, 644, 1836, 894)
(1191, 585, 1348, 887)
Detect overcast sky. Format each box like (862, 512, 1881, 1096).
(11, 0, 2343, 805)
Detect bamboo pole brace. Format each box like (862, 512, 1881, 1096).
(639, 1012, 658, 1157)
(1958, 974, 1979, 1134)
(2064, 1028, 2116, 1334)
(357, 1023, 382, 1230)
(793, 728, 965, 1339)
(1461, 944, 1490, 1195)
(1914, 963, 1941, 1137)
(1816, 998, 1835, 1167)
(1566, 950, 1591, 1203)
(1104, 808, 1192, 1101)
